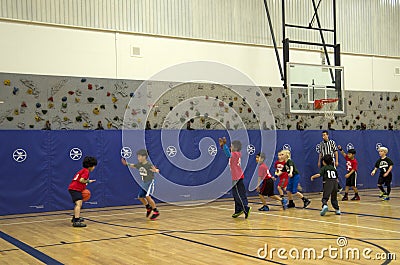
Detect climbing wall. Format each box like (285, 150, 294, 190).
(0, 72, 399, 130)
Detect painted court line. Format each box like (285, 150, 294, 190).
(1, 205, 231, 226)
(0, 231, 62, 264)
(211, 206, 400, 235)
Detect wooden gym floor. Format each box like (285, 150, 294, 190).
(0, 188, 399, 265)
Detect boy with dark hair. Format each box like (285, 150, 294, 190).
(311, 154, 341, 216)
(371, 147, 393, 201)
(338, 146, 360, 201)
(318, 130, 342, 191)
(256, 153, 288, 211)
(68, 156, 97, 227)
(219, 137, 251, 219)
(281, 150, 311, 209)
(122, 149, 160, 220)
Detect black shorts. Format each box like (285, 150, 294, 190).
(378, 175, 392, 186)
(69, 189, 83, 203)
(259, 178, 275, 197)
(345, 172, 357, 187)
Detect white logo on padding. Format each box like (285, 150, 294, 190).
(376, 143, 382, 151)
(283, 144, 291, 151)
(247, 144, 256, 155)
(121, 147, 132, 158)
(13, 149, 27, 162)
(316, 144, 320, 153)
(70, 148, 82, 161)
(346, 143, 355, 151)
(208, 145, 218, 156)
(166, 146, 177, 157)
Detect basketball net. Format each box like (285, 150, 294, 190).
(314, 98, 339, 120)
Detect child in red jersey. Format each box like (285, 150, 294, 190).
(219, 137, 251, 219)
(68, 156, 97, 227)
(274, 150, 289, 198)
(338, 146, 360, 201)
(256, 153, 288, 211)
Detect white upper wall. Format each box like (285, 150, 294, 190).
(0, 21, 399, 91)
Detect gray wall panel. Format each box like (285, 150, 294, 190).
(0, 0, 399, 56)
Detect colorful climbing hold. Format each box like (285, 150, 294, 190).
(87, 97, 94, 103)
(62, 96, 67, 102)
(48, 96, 54, 102)
(81, 78, 87, 83)
(36, 103, 41, 108)
(3, 79, 10, 86)
(12, 87, 19, 95)
(88, 84, 93, 90)
(68, 91, 74, 95)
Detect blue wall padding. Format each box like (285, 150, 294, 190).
(0, 130, 399, 215)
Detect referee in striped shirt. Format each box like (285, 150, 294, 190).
(318, 130, 342, 190)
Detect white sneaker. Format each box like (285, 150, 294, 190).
(320, 205, 329, 216)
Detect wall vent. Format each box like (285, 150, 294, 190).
(130, 46, 141, 57)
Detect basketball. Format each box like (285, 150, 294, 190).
(82, 189, 91, 202)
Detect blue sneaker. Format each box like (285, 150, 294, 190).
(335, 209, 341, 215)
(382, 196, 390, 201)
(281, 198, 288, 210)
(320, 205, 329, 216)
(258, 205, 270, 211)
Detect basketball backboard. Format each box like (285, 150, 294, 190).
(287, 63, 345, 115)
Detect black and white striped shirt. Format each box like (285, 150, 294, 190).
(319, 140, 338, 156)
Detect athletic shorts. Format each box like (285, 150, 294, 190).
(287, 174, 300, 194)
(345, 172, 357, 187)
(69, 189, 83, 203)
(138, 180, 155, 198)
(378, 175, 392, 186)
(278, 176, 289, 188)
(259, 178, 275, 197)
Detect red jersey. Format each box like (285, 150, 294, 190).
(274, 160, 288, 178)
(229, 151, 244, 180)
(258, 163, 272, 180)
(68, 168, 90, 192)
(345, 157, 358, 172)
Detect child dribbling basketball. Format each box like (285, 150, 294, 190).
(256, 153, 288, 211)
(122, 149, 160, 220)
(68, 156, 97, 227)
